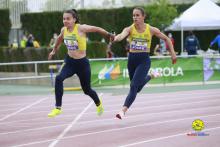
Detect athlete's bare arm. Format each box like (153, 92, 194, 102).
(150, 26, 177, 64)
(79, 24, 111, 38)
(114, 27, 131, 42)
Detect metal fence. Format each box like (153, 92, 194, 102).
(1, 55, 220, 86)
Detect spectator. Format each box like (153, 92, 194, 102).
(209, 32, 220, 54)
(184, 31, 200, 55)
(159, 38, 166, 54)
(20, 35, 27, 48)
(166, 33, 174, 51)
(153, 44, 161, 56)
(106, 42, 114, 58)
(33, 40, 40, 48)
(12, 39, 18, 49)
(153, 39, 166, 56)
(26, 34, 34, 47)
(49, 33, 58, 48)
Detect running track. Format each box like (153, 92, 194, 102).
(0, 88, 219, 147)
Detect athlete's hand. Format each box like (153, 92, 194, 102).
(110, 34, 115, 42)
(109, 32, 115, 42)
(48, 50, 55, 60)
(171, 54, 177, 64)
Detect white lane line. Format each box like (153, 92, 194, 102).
(1, 113, 220, 136)
(48, 93, 103, 147)
(118, 126, 220, 147)
(0, 98, 48, 122)
(0, 91, 220, 108)
(1, 92, 219, 114)
(11, 115, 220, 147)
(1, 90, 219, 112)
(1, 101, 220, 126)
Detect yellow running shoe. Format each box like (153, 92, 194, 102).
(96, 100, 104, 116)
(48, 108, 62, 118)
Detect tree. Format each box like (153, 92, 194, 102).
(146, 0, 178, 29)
(120, 0, 178, 29)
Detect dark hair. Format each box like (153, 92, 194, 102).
(64, 9, 79, 23)
(133, 7, 146, 16)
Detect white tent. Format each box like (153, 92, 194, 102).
(166, 0, 220, 53)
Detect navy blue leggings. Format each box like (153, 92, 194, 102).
(55, 55, 100, 107)
(124, 52, 151, 108)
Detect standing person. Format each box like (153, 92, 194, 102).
(20, 35, 27, 48)
(48, 9, 113, 117)
(184, 31, 200, 55)
(113, 7, 177, 119)
(49, 33, 58, 48)
(106, 42, 115, 58)
(166, 33, 175, 52)
(26, 34, 34, 47)
(209, 32, 220, 54)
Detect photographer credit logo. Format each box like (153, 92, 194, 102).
(192, 119, 204, 131)
(187, 119, 209, 136)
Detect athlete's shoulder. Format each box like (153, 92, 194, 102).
(149, 25, 160, 35)
(78, 24, 92, 32)
(78, 24, 87, 29)
(124, 25, 133, 32)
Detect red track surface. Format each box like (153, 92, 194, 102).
(0, 89, 219, 147)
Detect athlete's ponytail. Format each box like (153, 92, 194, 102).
(64, 9, 80, 23)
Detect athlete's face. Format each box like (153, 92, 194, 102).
(133, 9, 145, 24)
(63, 13, 76, 28)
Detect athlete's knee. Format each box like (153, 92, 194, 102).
(55, 75, 64, 83)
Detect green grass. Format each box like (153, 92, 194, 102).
(0, 83, 219, 96)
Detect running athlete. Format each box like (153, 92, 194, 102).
(48, 9, 113, 117)
(113, 7, 177, 119)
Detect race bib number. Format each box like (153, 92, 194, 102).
(130, 39, 147, 51)
(64, 39, 79, 50)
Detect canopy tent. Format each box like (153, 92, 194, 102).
(166, 0, 220, 53)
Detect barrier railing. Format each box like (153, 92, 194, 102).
(0, 55, 220, 86)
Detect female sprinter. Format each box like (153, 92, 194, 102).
(113, 7, 177, 119)
(48, 9, 113, 117)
